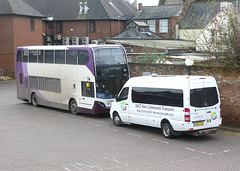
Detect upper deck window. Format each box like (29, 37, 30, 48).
(45, 50, 54, 63)
(17, 50, 22, 62)
(55, 50, 65, 64)
(93, 47, 126, 66)
(29, 50, 38, 63)
(23, 50, 29, 62)
(66, 50, 78, 65)
(78, 50, 90, 65)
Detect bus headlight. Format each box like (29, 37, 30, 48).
(97, 101, 106, 108)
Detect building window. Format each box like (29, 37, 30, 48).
(127, 56, 132, 62)
(159, 19, 168, 33)
(57, 22, 63, 33)
(30, 18, 35, 32)
(148, 20, 156, 33)
(90, 21, 96, 32)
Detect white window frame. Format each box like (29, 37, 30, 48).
(148, 20, 156, 33)
(159, 19, 168, 33)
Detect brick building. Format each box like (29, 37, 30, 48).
(0, 0, 137, 77)
(22, 0, 137, 45)
(134, 3, 183, 39)
(0, 0, 43, 76)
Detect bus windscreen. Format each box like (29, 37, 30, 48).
(93, 47, 126, 66)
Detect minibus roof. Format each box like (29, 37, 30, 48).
(125, 75, 216, 89)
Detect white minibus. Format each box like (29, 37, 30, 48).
(110, 74, 222, 138)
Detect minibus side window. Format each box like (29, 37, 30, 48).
(117, 87, 129, 102)
(132, 87, 183, 107)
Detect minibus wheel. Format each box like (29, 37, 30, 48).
(69, 99, 78, 115)
(31, 93, 38, 107)
(162, 123, 174, 139)
(113, 113, 122, 126)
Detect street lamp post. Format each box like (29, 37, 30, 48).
(185, 58, 194, 75)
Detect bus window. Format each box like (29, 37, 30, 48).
(55, 50, 65, 64)
(94, 47, 126, 66)
(66, 50, 77, 65)
(38, 50, 44, 63)
(23, 50, 29, 62)
(29, 76, 38, 89)
(39, 77, 44, 90)
(78, 50, 89, 65)
(45, 50, 54, 63)
(45, 78, 55, 92)
(29, 50, 38, 63)
(17, 50, 22, 62)
(82, 82, 94, 97)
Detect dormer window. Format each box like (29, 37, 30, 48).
(126, 21, 149, 32)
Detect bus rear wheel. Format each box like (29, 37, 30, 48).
(31, 93, 38, 107)
(69, 99, 78, 115)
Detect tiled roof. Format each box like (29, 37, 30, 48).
(22, 0, 137, 20)
(134, 4, 183, 20)
(111, 27, 165, 39)
(158, 0, 183, 5)
(180, 2, 220, 29)
(0, 0, 43, 17)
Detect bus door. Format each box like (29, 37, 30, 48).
(80, 81, 95, 109)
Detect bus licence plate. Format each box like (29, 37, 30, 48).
(194, 122, 204, 126)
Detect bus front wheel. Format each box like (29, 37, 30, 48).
(69, 99, 78, 115)
(31, 93, 38, 107)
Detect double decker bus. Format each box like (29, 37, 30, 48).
(16, 45, 129, 114)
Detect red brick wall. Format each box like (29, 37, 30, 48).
(0, 16, 14, 71)
(129, 63, 240, 127)
(0, 15, 43, 76)
(49, 20, 126, 41)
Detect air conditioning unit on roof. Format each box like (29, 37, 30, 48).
(72, 37, 79, 45)
(62, 37, 69, 45)
(91, 40, 98, 44)
(82, 37, 89, 45)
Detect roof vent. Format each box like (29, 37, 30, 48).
(79, 2, 89, 14)
(84, 2, 89, 14)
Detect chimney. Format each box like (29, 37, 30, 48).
(138, 3, 143, 11)
(179, 0, 195, 20)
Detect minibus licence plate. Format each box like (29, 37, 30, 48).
(194, 122, 204, 126)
